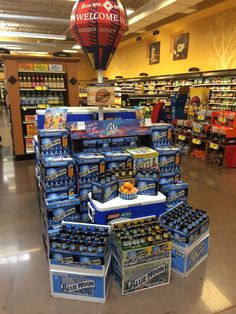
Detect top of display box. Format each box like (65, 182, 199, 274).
(67, 119, 151, 139)
(126, 146, 158, 157)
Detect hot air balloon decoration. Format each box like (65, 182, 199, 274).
(70, 0, 128, 73)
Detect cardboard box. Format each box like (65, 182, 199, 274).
(112, 256, 171, 295)
(171, 232, 209, 278)
(157, 147, 181, 173)
(126, 147, 158, 173)
(161, 182, 188, 208)
(38, 129, 70, 157)
(151, 124, 173, 148)
(92, 181, 118, 203)
(76, 153, 105, 185)
(50, 259, 111, 303)
(41, 157, 76, 191)
(104, 152, 133, 178)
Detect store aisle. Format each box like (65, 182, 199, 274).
(0, 109, 236, 314)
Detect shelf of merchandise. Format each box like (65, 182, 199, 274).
(3, 54, 80, 158)
(173, 130, 230, 167)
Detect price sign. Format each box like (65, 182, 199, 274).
(76, 122, 86, 130)
(209, 142, 219, 150)
(42, 86, 47, 91)
(193, 127, 201, 133)
(192, 138, 201, 145)
(198, 115, 205, 121)
(218, 117, 226, 123)
(38, 104, 47, 109)
(178, 135, 186, 141)
(35, 86, 42, 91)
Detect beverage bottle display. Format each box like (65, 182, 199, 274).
(40, 74, 44, 87)
(35, 74, 40, 86)
(59, 92, 64, 106)
(23, 74, 28, 88)
(52, 75, 57, 88)
(48, 75, 53, 89)
(44, 74, 49, 88)
(56, 75, 61, 89)
(19, 74, 23, 88)
(31, 74, 36, 88)
(27, 74, 32, 88)
(60, 74, 65, 89)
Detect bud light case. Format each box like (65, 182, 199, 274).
(39, 129, 71, 157)
(161, 182, 188, 208)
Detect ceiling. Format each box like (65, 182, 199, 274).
(0, 0, 231, 55)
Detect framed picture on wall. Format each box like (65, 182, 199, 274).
(149, 41, 160, 64)
(173, 33, 189, 60)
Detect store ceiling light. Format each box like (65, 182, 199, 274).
(126, 8, 134, 16)
(0, 45, 22, 50)
(0, 31, 66, 40)
(72, 45, 81, 49)
(16, 51, 49, 55)
(63, 50, 79, 53)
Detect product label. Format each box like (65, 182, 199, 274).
(61, 280, 95, 294)
(127, 263, 166, 291)
(192, 138, 201, 145)
(168, 190, 186, 202)
(42, 139, 61, 150)
(178, 135, 186, 141)
(209, 142, 219, 150)
(46, 168, 67, 181)
(53, 207, 76, 222)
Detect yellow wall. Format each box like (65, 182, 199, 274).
(78, 54, 96, 83)
(105, 5, 236, 79)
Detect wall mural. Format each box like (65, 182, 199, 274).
(206, 8, 236, 69)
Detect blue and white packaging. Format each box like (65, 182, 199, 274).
(171, 232, 209, 278)
(92, 181, 118, 203)
(39, 129, 70, 157)
(44, 199, 81, 230)
(76, 153, 105, 185)
(45, 186, 77, 204)
(161, 182, 188, 208)
(159, 171, 180, 186)
(157, 147, 181, 174)
(50, 260, 111, 303)
(151, 124, 173, 148)
(104, 152, 133, 177)
(136, 178, 159, 196)
(111, 138, 125, 151)
(41, 157, 76, 191)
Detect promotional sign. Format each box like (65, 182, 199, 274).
(70, 0, 128, 70)
(87, 84, 115, 106)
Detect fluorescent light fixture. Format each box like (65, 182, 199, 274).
(0, 31, 66, 40)
(126, 8, 134, 16)
(63, 49, 79, 53)
(72, 45, 81, 49)
(1, 46, 22, 50)
(16, 51, 49, 55)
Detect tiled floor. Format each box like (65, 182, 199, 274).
(0, 107, 236, 314)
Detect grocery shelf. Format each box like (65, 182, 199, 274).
(23, 121, 35, 124)
(20, 88, 66, 91)
(18, 70, 66, 74)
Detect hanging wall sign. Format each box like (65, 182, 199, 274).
(70, 0, 129, 70)
(87, 84, 115, 106)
